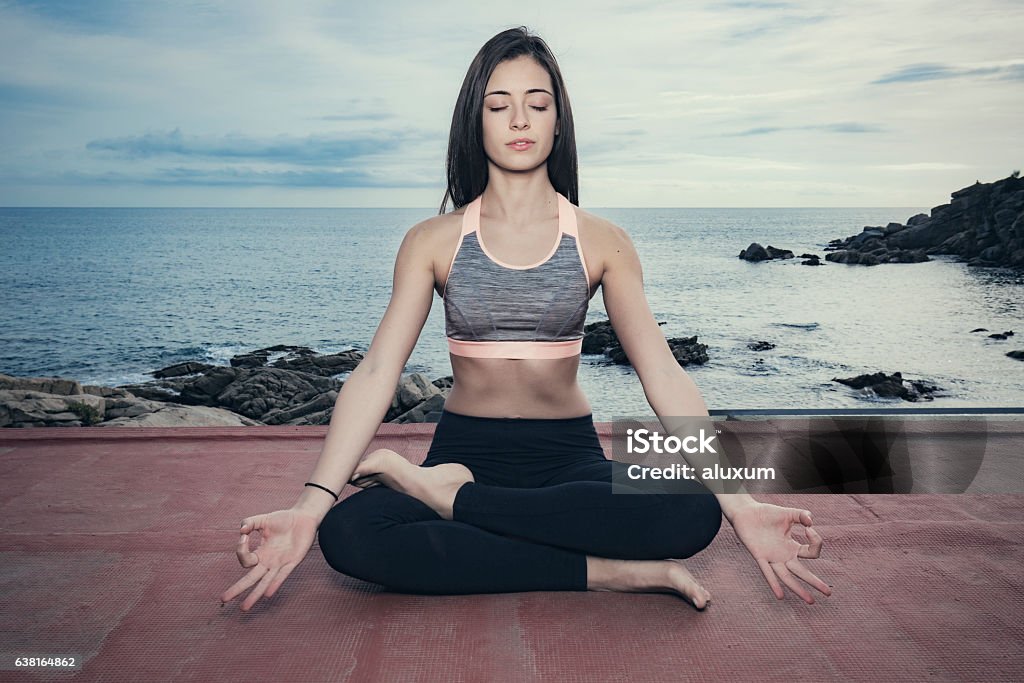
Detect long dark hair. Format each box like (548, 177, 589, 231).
(439, 27, 579, 214)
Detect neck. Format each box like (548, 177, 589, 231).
(480, 167, 558, 226)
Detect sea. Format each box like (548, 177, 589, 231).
(1, 206, 1022, 421)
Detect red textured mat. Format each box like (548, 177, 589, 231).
(1, 423, 1022, 682)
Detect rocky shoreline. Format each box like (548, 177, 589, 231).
(739, 172, 1024, 269)
(5, 325, 1013, 427)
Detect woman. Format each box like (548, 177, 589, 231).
(221, 27, 830, 612)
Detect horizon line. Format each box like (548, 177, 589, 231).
(0, 205, 934, 210)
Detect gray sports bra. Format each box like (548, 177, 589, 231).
(442, 192, 591, 359)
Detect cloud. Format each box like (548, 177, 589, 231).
(722, 122, 886, 136)
(15, 166, 439, 188)
(9, 0, 226, 36)
(872, 61, 1024, 84)
(728, 12, 831, 41)
(0, 81, 81, 108)
(871, 162, 974, 171)
(85, 128, 432, 165)
(716, 1, 798, 8)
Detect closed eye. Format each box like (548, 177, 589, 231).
(488, 106, 549, 112)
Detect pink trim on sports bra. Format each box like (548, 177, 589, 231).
(474, 193, 564, 270)
(447, 337, 583, 359)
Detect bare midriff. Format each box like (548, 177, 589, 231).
(443, 354, 593, 419)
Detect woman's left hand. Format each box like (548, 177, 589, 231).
(729, 501, 832, 604)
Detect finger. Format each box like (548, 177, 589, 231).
(774, 563, 814, 604)
(351, 475, 381, 489)
(797, 525, 824, 559)
(787, 507, 811, 528)
(757, 558, 785, 600)
(785, 559, 832, 597)
(241, 565, 280, 612)
(221, 564, 269, 603)
(236, 533, 259, 568)
(241, 514, 265, 533)
(264, 561, 298, 598)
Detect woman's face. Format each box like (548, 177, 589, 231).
(481, 56, 559, 173)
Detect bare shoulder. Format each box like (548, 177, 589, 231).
(573, 205, 636, 280)
(401, 209, 459, 251)
(406, 209, 465, 290)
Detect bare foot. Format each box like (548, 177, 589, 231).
(350, 448, 474, 520)
(587, 556, 712, 610)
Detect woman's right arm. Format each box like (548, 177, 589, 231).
(291, 220, 439, 523)
(222, 221, 438, 610)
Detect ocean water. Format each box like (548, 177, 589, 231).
(1, 206, 1021, 421)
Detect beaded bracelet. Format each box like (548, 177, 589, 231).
(304, 482, 339, 502)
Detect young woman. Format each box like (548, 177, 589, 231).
(221, 27, 830, 612)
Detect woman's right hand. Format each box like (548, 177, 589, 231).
(220, 507, 321, 611)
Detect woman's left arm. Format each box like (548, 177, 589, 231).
(596, 219, 754, 521)
(598, 220, 832, 603)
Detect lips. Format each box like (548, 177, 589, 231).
(507, 139, 534, 150)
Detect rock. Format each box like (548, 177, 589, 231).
(739, 243, 769, 262)
(1, 340, 458, 427)
(970, 328, 988, 332)
(178, 366, 244, 406)
(1007, 350, 1024, 360)
(739, 243, 794, 262)
(801, 256, 822, 266)
(391, 393, 446, 424)
(0, 389, 105, 427)
(582, 320, 706, 367)
(582, 319, 622, 354)
(765, 245, 794, 259)
(832, 371, 941, 402)
(665, 336, 709, 367)
(748, 341, 776, 351)
(214, 367, 339, 421)
(0, 374, 82, 396)
(152, 362, 215, 379)
(0, 375, 265, 427)
(99, 401, 262, 427)
(225, 345, 364, 377)
(988, 331, 1014, 340)
(260, 390, 338, 426)
(825, 173, 1024, 269)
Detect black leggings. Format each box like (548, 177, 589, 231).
(317, 409, 722, 594)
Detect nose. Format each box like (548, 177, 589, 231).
(510, 106, 529, 131)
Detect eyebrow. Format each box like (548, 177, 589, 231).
(484, 88, 554, 97)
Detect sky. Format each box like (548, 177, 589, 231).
(0, 0, 1021, 208)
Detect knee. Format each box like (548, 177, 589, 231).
(316, 498, 378, 579)
(656, 490, 722, 558)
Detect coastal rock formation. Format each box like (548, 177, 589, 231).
(824, 172, 1024, 268)
(832, 371, 942, 402)
(748, 341, 776, 351)
(583, 320, 709, 367)
(0, 373, 257, 428)
(1, 347, 452, 428)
